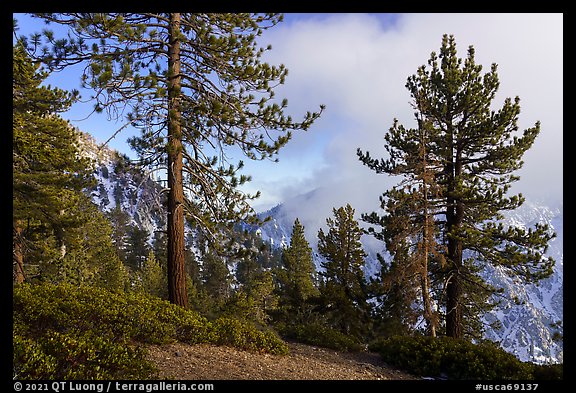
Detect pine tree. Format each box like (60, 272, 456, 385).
(185, 231, 201, 288)
(26, 196, 130, 291)
(235, 255, 260, 290)
(12, 42, 94, 283)
(152, 230, 168, 267)
(138, 251, 168, 299)
(370, 254, 420, 338)
(21, 13, 324, 307)
(105, 206, 131, 264)
(359, 116, 444, 337)
(278, 219, 318, 319)
(245, 269, 278, 325)
(201, 249, 233, 302)
(67, 203, 128, 289)
(125, 225, 151, 271)
(357, 34, 555, 338)
(257, 241, 283, 270)
(317, 204, 370, 337)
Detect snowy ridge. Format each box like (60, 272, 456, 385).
(481, 201, 563, 364)
(77, 131, 167, 243)
(75, 129, 117, 167)
(254, 204, 291, 249)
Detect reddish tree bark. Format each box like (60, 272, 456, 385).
(166, 12, 188, 308)
(13, 220, 25, 284)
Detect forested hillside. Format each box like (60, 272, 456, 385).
(255, 198, 563, 364)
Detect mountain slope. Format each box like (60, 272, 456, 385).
(78, 131, 167, 242)
(481, 201, 563, 364)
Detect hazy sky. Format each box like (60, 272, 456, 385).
(14, 13, 563, 220)
(242, 13, 563, 215)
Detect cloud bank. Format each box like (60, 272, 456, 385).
(240, 13, 562, 231)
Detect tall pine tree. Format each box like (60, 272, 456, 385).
(20, 13, 324, 307)
(358, 34, 555, 338)
(13, 42, 94, 283)
(317, 204, 370, 337)
(277, 219, 318, 321)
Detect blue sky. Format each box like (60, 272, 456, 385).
(14, 13, 563, 218)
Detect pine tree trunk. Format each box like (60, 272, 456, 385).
(419, 127, 437, 337)
(13, 220, 25, 284)
(445, 269, 462, 337)
(445, 202, 462, 338)
(445, 155, 464, 338)
(421, 276, 436, 337)
(166, 13, 188, 308)
(420, 229, 437, 337)
(56, 210, 67, 259)
(421, 195, 437, 337)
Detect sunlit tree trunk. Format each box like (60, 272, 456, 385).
(13, 220, 25, 284)
(166, 12, 188, 307)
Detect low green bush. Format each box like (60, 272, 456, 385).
(13, 283, 288, 379)
(210, 317, 289, 355)
(280, 322, 363, 352)
(13, 334, 58, 379)
(13, 282, 211, 345)
(369, 335, 534, 380)
(14, 330, 155, 380)
(531, 363, 563, 380)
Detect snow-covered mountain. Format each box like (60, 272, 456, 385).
(481, 201, 563, 364)
(255, 195, 563, 365)
(78, 131, 167, 242)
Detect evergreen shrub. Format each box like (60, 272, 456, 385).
(210, 317, 289, 355)
(13, 283, 288, 379)
(531, 363, 563, 380)
(280, 322, 363, 352)
(369, 335, 535, 380)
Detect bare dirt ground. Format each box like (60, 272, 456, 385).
(146, 341, 418, 380)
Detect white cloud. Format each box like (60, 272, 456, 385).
(244, 13, 563, 215)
